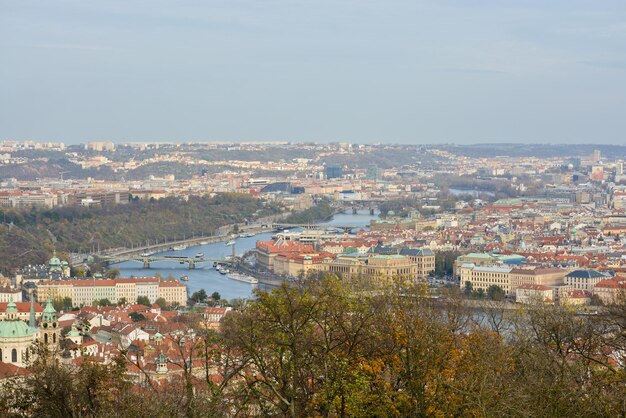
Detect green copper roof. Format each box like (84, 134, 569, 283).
(6, 299, 17, 314)
(156, 352, 168, 364)
(49, 250, 61, 266)
(67, 328, 81, 338)
(0, 320, 37, 339)
(43, 298, 57, 322)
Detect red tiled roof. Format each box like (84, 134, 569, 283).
(0, 302, 43, 312)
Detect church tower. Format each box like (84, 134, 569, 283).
(40, 298, 59, 348)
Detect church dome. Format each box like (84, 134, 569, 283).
(0, 320, 36, 339)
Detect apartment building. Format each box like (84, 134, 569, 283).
(36, 277, 186, 306)
(256, 240, 314, 272)
(322, 253, 421, 282)
(593, 276, 626, 304)
(370, 246, 436, 278)
(453, 253, 526, 278)
(272, 252, 334, 277)
(564, 269, 612, 291)
(459, 264, 566, 296)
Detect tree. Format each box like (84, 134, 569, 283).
(117, 297, 127, 306)
(487, 285, 505, 301)
(211, 291, 221, 301)
(464, 280, 473, 296)
(155, 297, 167, 310)
(129, 312, 146, 322)
(190, 289, 208, 304)
(136, 296, 150, 306)
(98, 298, 112, 307)
(105, 268, 120, 279)
(71, 266, 87, 278)
(52, 297, 73, 311)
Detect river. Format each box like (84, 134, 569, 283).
(115, 209, 380, 301)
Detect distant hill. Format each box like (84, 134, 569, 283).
(0, 158, 117, 181)
(438, 143, 626, 158)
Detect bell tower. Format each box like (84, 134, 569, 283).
(40, 298, 59, 348)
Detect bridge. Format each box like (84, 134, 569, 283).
(100, 255, 233, 270)
(271, 223, 361, 232)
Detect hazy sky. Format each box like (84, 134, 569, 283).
(1, 1, 625, 144)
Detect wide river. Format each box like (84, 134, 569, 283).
(115, 210, 380, 301)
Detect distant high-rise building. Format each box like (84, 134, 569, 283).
(366, 165, 382, 181)
(325, 165, 343, 179)
(86, 141, 115, 152)
(592, 149, 601, 162)
(616, 160, 624, 176)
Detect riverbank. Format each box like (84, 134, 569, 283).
(95, 213, 285, 259)
(113, 209, 380, 301)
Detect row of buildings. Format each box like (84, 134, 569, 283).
(458, 253, 625, 305)
(35, 277, 187, 307)
(255, 234, 436, 281)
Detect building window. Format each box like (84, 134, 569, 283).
(12, 348, 17, 363)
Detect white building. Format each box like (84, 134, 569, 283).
(564, 270, 612, 291)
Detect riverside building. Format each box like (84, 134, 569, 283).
(35, 277, 187, 307)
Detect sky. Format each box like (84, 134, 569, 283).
(1, 0, 625, 145)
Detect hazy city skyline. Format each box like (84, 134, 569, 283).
(1, 0, 625, 144)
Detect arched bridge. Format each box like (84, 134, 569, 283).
(101, 255, 234, 270)
(271, 223, 360, 232)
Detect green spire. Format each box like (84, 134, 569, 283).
(29, 298, 36, 328)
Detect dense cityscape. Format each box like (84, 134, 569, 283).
(0, 140, 624, 415)
(2, 0, 626, 416)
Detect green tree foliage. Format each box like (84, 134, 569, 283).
(487, 284, 506, 301)
(190, 289, 208, 304)
(136, 296, 150, 306)
(211, 291, 221, 301)
(464, 280, 473, 295)
(435, 250, 461, 277)
(154, 297, 167, 310)
(282, 199, 334, 224)
(0, 194, 281, 274)
(129, 312, 146, 322)
(105, 268, 120, 278)
(2, 276, 625, 417)
(51, 297, 75, 312)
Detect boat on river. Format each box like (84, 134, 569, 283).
(227, 272, 258, 285)
(180, 275, 189, 282)
(195, 252, 204, 258)
(172, 245, 187, 251)
(225, 240, 236, 246)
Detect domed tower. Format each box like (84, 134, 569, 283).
(156, 352, 168, 374)
(40, 298, 59, 348)
(0, 300, 38, 366)
(48, 250, 63, 279)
